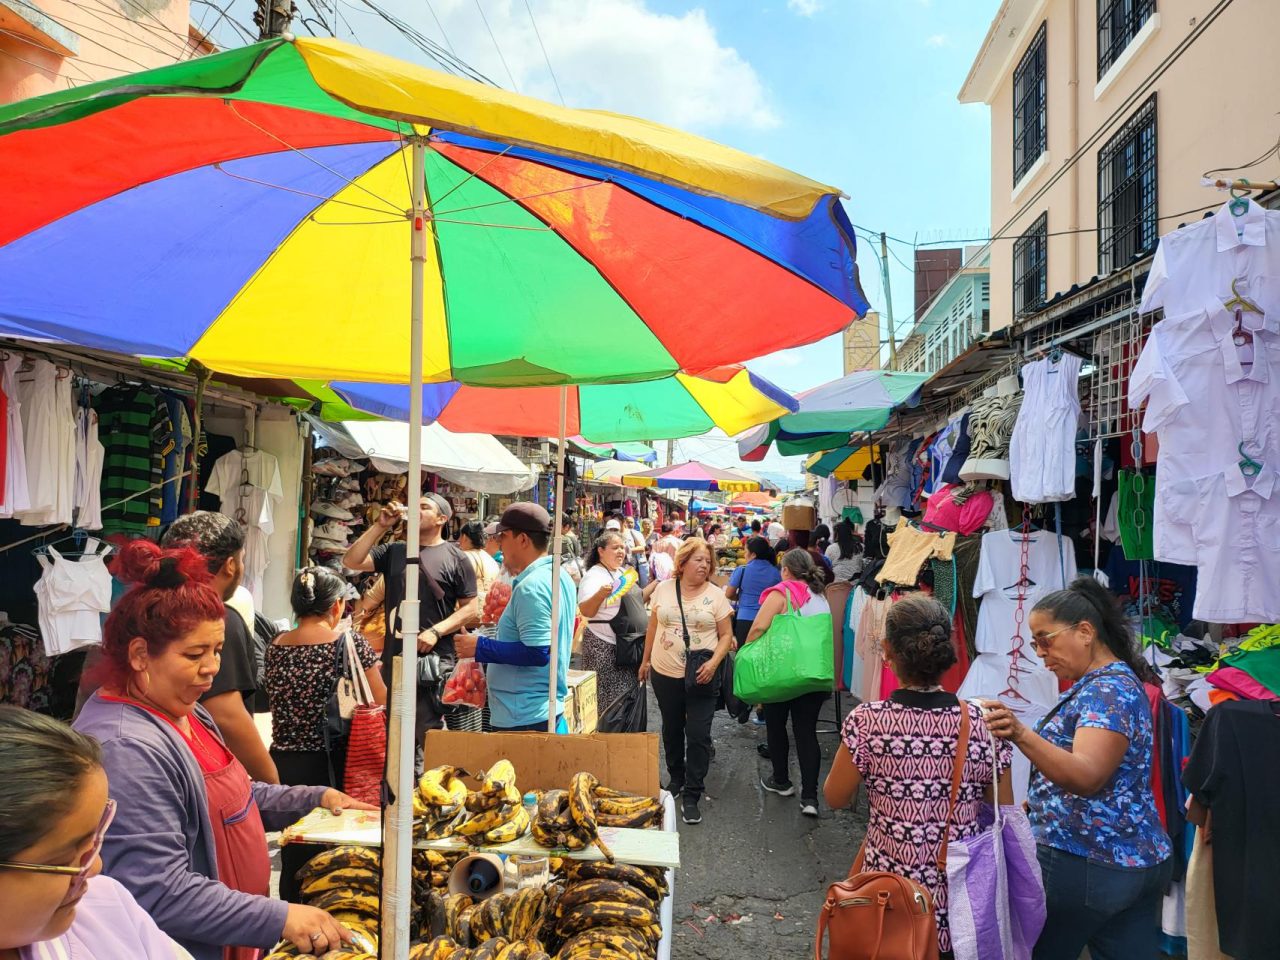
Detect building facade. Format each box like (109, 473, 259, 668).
(895, 247, 991, 374)
(961, 0, 1280, 332)
(1, 0, 211, 104)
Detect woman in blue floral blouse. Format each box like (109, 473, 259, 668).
(982, 576, 1171, 960)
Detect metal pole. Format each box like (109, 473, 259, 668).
(255, 0, 295, 38)
(880, 231, 897, 369)
(665, 438, 674, 467)
(382, 137, 427, 960)
(546, 385, 568, 731)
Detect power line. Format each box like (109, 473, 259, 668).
(423, 0, 457, 56)
(474, 0, 519, 92)
(522, 0, 564, 106)
(356, 0, 496, 85)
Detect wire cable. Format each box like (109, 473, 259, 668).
(522, 0, 565, 106)
(474, 0, 519, 92)
(424, 0, 458, 55)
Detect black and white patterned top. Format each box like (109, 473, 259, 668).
(264, 632, 380, 752)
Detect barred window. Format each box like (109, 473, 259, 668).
(1098, 0, 1156, 79)
(1013, 214, 1048, 318)
(1098, 96, 1158, 275)
(1013, 23, 1048, 184)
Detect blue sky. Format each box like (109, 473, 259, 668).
(204, 0, 1001, 478)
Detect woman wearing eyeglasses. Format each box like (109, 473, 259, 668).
(982, 577, 1171, 960)
(73, 540, 376, 960)
(0, 705, 193, 959)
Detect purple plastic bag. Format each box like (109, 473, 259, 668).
(945, 735, 1046, 960)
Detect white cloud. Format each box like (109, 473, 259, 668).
(787, 0, 822, 16)
(925, 33, 949, 47)
(365, 0, 779, 133)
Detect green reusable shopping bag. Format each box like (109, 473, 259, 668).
(733, 595, 834, 704)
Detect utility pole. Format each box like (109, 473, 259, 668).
(880, 231, 898, 369)
(665, 439, 674, 467)
(255, 0, 296, 38)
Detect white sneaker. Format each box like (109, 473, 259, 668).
(336, 492, 365, 510)
(313, 458, 351, 477)
(313, 521, 352, 543)
(800, 799, 819, 817)
(311, 501, 354, 521)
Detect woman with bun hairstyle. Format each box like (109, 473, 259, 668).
(982, 577, 1171, 960)
(825, 595, 1013, 959)
(265, 566, 386, 903)
(0, 705, 195, 959)
(742, 548, 830, 815)
(74, 541, 376, 960)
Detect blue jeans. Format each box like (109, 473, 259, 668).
(1033, 845, 1172, 960)
(634, 558, 650, 588)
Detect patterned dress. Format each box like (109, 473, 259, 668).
(841, 691, 1012, 955)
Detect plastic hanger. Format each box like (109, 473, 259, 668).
(1223, 278, 1262, 348)
(1229, 185, 1251, 217)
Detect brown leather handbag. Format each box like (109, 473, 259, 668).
(814, 705, 971, 960)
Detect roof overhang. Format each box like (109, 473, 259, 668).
(958, 0, 1048, 105)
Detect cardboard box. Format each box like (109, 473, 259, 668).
(561, 691, 576, 735)
(424, 730, 660, 796)
(571, 670, 597, 735)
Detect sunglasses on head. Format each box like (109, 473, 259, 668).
(0, 799, 116, 901)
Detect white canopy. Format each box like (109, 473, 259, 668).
(311, 418, 538, 494)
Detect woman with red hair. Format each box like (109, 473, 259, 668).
(74, 540, 374, 960)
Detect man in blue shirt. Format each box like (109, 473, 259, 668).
(455, 503, 573, 732)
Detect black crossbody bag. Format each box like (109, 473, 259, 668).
(676, 579, 719, 697)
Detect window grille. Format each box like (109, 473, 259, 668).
(1098, 95, 1157, 275)
(1013, 22, 1048, 183)
(1098, 0, 1155, 79)
(1013, 213, 1048, 318)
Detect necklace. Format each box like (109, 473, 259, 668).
(903, 683, 944, 693)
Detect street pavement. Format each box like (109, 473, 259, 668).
(660, 695, 866, 959)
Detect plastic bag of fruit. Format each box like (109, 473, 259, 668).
(481, 579, 513, 625)
(441, 658, 487, 708)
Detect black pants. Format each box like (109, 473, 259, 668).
(762, 691, 828, 801)
(732, 618, 752, 645)
(651, 671, 717, 800)
(381, 652, 449, 775)
(272, 747, 339, 904)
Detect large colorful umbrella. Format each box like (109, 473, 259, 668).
(805, 444, 879, 479)
(738, 370, 929, 458)
(731, 491, 780, 508)
(328, 364, 797, 439)
(0, 38, 868, 955)
(583, 459, 652, 485)
(623, 460, 761, 492)
(571, 439, 658, 464)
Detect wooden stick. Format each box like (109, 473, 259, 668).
(1209, 177, 1280, 192)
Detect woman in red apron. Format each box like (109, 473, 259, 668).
(74, 540, 376, 960)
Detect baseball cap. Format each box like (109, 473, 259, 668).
(483, 521, 500, 539)
(604, 518, 622, 531)
(496, 502, 553, 536)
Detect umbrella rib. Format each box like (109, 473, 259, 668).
(211, 162, 407, 217)
(425, 140, 515, 210)
(226, 100, 405, 215)
(429, 218, 551, 231)
(432, 179, 603, 217)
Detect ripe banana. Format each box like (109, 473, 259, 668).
(484, 804, 530, 844)
(596, 808, 659, 829)
(479, 759, 517, 795)
(471, 936, 510, 960)
(293, 846, 381, 888)
(503, 885, 547, 941)
(443, 893, 474, 944)
(555, 901, 657, 939)
(426, 807, 469, 841)
(562, 863, 667, 903)
(556, 925, 653, 958)
(555, 879, 655, 918)
(555, 945, 642, 960)
(299, 867, 381, 899)
(567, 773, 598, 835)
(307, 889, 381, 919)
(494, 941, 539, 960)
(592, 796, 658, 816)
(419, 765, 470, 807)
(456, 803, 520, 839)
(411, 935, 463, 960)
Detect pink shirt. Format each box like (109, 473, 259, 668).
(922, 483, 995, 536)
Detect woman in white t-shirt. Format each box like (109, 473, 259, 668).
(576, 532, 638, 711)
(824, 519, 865, 583)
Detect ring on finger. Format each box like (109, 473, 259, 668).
(311, 933, 325, 942)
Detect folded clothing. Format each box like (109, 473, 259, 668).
(1207, 664, 1278, 701)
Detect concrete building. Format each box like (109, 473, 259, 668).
(842, 309, 882, 373)
(895, 247, 991, 375)
(960, 0, 1280, 333)
(1, 0, 212, 103)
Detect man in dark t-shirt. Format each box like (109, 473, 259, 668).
(344, 493, 478, 764)
(162, 510, 278, 783)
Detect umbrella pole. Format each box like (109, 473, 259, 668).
(547, 385, 568, 732)
(383, 135, 428, 960)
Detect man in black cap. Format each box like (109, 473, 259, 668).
(344, 493, 477, 760)
(455, 502, 574, 732)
